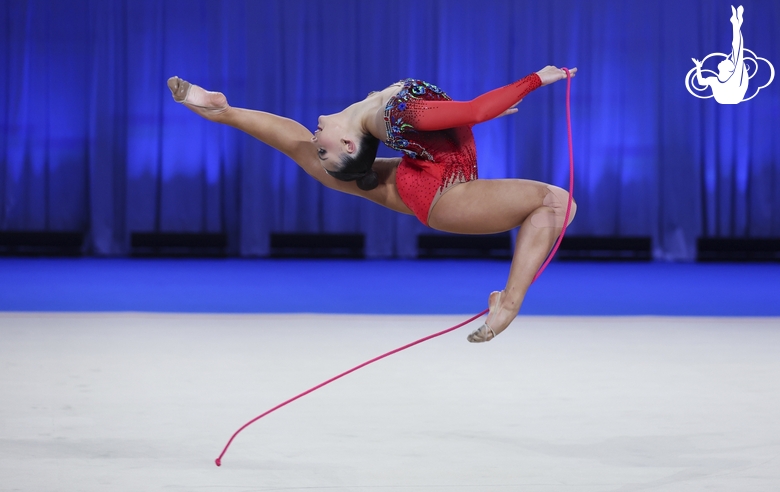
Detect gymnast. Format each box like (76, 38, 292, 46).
(167, 65, 577, 343)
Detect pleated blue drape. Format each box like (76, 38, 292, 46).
(2, 0, 779, 258)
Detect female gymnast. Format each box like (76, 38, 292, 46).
(167, 65, 577, 343)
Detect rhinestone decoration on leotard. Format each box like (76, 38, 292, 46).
(383, 79, 481, 225)
(384, 79, 478, 196)
(384, 79, 451, 162)
(382, 75, 543, 226)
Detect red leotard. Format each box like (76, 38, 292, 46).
(383, 74, 542, 226)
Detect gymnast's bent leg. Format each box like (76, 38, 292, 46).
(427, 178, 577, 342)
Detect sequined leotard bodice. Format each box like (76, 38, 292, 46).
(383, 74, 542, 226)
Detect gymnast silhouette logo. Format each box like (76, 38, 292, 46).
(685, 5, 774, 104)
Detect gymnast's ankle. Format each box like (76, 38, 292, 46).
(489, 291, 522, 336)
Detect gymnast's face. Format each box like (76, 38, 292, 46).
(311, 114, 356, 172)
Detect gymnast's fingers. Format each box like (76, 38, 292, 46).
(494, 107, 519, 119)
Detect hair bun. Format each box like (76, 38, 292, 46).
(356, 170, 379, 191)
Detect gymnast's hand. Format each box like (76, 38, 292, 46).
(536, 66, 578, 86)
(493, 99, 522, 119)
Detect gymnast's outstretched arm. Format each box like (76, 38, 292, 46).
(409, 66, 576, 131)
(410, 74, 541, 131)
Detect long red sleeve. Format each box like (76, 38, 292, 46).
(409, 73, 542, 131)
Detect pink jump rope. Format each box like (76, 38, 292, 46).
(215, 68, 575, 467)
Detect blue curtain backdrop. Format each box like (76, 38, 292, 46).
(1, 0, 778, 258)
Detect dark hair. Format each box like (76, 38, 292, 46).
(326, 133, 380, 191)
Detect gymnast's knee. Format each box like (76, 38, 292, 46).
(531, 185, 577, 228)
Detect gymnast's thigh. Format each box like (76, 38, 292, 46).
(427, 179, 550, 234)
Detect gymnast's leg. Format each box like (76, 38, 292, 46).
(166, 76, 266, 131)
(167, 77, 315, 156)
(428, 178, 576, 342)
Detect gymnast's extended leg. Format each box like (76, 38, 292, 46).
(428, 178, 576, 342)
(167, 77, 319, 163)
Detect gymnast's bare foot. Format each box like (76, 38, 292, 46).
(467, 290, 518, 343)
(167, 76, 229, 120)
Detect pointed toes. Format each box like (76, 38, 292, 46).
(467, 324, 495, 343)
(167, 76, 190, 102)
